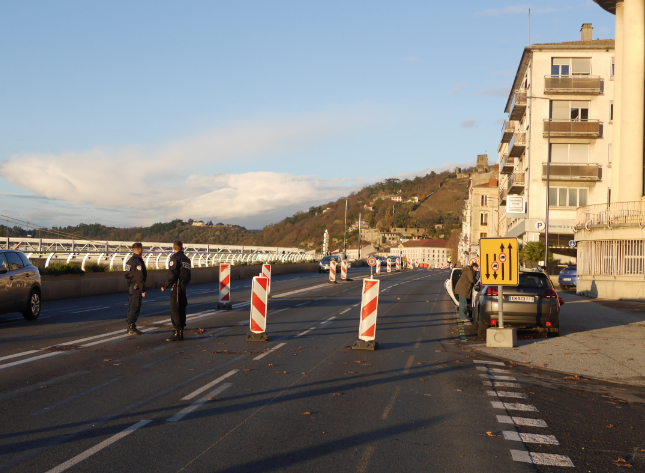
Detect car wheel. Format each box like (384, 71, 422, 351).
(547, 329, 560, 338)
(477, 317, 487, 339)
(23, 289, 41, 320)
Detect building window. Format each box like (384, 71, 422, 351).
(550, 143, 590, 163)
(611, 57, 615, 78)
(480, 232, 488, 239)
(549, 187, 588, 207)
(610, 101, 613, 122)
(551, 57, 591, 76)
(551, 100, 590, 120)
(480, 213, 488, 225)
(481, 195, 488, 206)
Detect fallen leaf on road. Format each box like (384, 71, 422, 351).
(242, 369, 250, 372)
(192, 328, 207, 334)
(435, 350, 442, 353)
(344, 371, 356, 375)
(454, 360, 463, 363)
(302, 412, 311, 415)
(103, 359, 112, 362)
(268, 364, 274, 367)
(40, 386, 49, 389)
(207, 397, 216, 401)
(113, 363, 122, 366)
(332, 393, 343, 396)
(417, 362, 423, 365)
(455, 389, 462, 392)
(606, 424, 614, 428)
(485, 432, 500, 437)
(401, 351, 405, 353)
(354, 361, 362, 364)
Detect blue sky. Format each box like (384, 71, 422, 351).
(0, 1, 614, 229)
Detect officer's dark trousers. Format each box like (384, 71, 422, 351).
(170, 286, 187, 329)
(127, 287, 142, 324)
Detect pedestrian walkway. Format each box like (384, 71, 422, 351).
(472, 292, 645, 386)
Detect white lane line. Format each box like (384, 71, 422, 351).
(497, 415, 548, 428)
(69, 306, 110, 314)
(503, 431, 559, 445)
(295, 327, 316, 338)
(31, 378, 120, 416)
(238, 320, 247, 326)
(0, 370, 92, 402)
(483, 381, 522, 388)
(167, 383, 232, 422)
(44, 419, 152, 473)
(182, 370, 238, 401)
(477, 366, 511, 373)
(479, 374, 516, 381)
(253, 342, 287, 361)
(295, 302, 311, 307)
(353, 303, 360, 307)
(491, 401, 538, 412)
(319, 316, 337, 325)
(511, 450, 574, 467)
(0, 349, 40, 363)
(474, 360, 506, 366)
(339, 308, 351, 315)
(487, 391, 528, 399)
(0, 351, 66, 371)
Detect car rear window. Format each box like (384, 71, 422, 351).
(519, 274, 549, 289)
(565, 265, 577, 271)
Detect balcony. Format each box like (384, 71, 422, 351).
(543, 119, 601, 138)
(500, 187, 508, 205)
(500, 120, 514, 143)
(508, 131, 527, 158)
(500, 155, 515, 174)
(508, 172, 525, 195)
(542, 163, 602, 181)
(509, 89, 527, 120)
(544, 75, 602, 94)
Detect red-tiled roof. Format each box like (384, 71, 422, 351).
(532, 39, 614, 47)
(402, 239, 448, 248)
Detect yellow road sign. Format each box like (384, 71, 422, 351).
(480, 237, 519, 286)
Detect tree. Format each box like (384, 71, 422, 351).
(519, 242, 553, 263)
(134, 233, 143, 241)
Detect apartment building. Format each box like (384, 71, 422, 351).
(499, 23, 614, 265)
(468, 178, 499, 259)
(389, 239, 450, 267)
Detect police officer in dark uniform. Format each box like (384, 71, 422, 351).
(161, 240, 192, 341)
(124, 242, 147, 335)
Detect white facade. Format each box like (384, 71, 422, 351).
(389, 240, 450, 266)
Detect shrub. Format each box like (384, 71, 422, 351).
(84, 262, 108, 273)
(40, 262, 84, 276)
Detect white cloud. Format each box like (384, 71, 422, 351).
(449, 83, 468, 96)
(478, 86, 511, 97)
(461, 119, 477, 128)
(0, 108, 379, 224)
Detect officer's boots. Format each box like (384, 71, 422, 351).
(166, 329, 184, 342)
(127, 324, 143, 336)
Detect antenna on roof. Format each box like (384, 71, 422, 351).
(528, 8, 531, 46)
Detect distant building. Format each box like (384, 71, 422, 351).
(391, 196, 402, 202)
(192, 221, 205, 227)
(346, 243, 378, 261)
(390, 239, 451, 266)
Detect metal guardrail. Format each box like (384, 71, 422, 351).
(508, 172, 525, 194)
(500, 154, 515, 174)
(508, 132, 527, 158)
(576, 201, 645, 228)
(543, 119, 601, 137)
(510, 89, 527, 120)
(501, 120, 514, 143)
(544, 75, 602, 94)
(542, 163, 601, 181)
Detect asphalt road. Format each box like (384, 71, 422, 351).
(1, 268, 644, 472)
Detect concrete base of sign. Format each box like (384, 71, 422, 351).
(352, 339, 378, 351)
(486, 328, 517, 348)
(246, 332, 269, 342)
(217, 302, 233, 310)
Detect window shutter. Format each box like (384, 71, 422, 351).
(572, 58, 591, 75)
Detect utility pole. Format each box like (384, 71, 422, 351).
(343, 199, 348, 258)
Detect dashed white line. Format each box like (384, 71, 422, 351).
(479, 374, 516, 381)
(295, 302, 311, 307)
(295, 327, 316, 338)
(497, 415, 547, 428)
(167, 383, 232, 423)
(253, 342, 287, 361)
(339, 308, 351, 314)
(491, 401, 538, 412)
(510, 450, 574, 467)
(182, 370, 238, 401)
(487, 391, 528, 399)
(477, 366, 511, 374)
(474, 360, 506, 366)
(503, 431, 559, 445)
(320, 316, 337, 325)
(44, 420, 152, 473)
(483, 381, 522, 388)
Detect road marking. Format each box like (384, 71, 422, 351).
(479, 374, 516, 381)
(353, 303, 360, 307)
(319, 315, 337, 325)
(253, 342, 287, 360)
(491, 401, 538, 412)
(503, 431, 559, 445)
(402, 355, 415, 374)
(339, 308, 351, 314)
(69, 306, 110, 313)
(477, 366, 511, 373)
(295, 327, 316, 338)
(0, 349, 40, 363)
(31, 378, 120, 416)
(141, 352, 176, 369)
(381, 386, 400, 420)
(474, 360, 506, 366)
(238, 320, 247, 326)
(0, 351, 66, 371)
(295, 302, 311, 307)
(487, 391, 528, 399)
(511, 450, 574, 467)
(0, 370, 92, 402)
(496, 415, 547, 427)
(182, 370, 239, 401)
(483, 381, 522, 388)
(44, 420, 152, 473)
(356, 445, 375, 473)
(167, 383, 232, 422)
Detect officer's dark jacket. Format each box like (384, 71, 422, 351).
(125, 254, 147, 292)
(163, 251, 192, 290)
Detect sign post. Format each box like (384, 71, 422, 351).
(367, 256, 377, 278)
(480, 237, 519, 348)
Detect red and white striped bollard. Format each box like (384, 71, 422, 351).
(352, 278, 380, 350)
(329, 260, 337, 283)
(217, 263, 232, 310)
(246, 276, 269, 342)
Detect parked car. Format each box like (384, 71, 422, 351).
(558, 265, 578, 290)
(444, 267, 481, 317)
(473, 270, 563, 339)
(0, 250, 42, 320)
(318, 255, 351, 273)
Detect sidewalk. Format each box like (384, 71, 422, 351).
(470, 292, 645, 386)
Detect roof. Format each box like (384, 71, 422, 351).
(402, 239, 448, 249)
(532, 39, 615, 47)
(594, 0, 617, 14)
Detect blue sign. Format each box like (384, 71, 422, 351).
(569, 240, 577, 248)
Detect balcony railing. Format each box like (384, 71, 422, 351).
(500, 155, 515, 174)
(508, 131, 526, 158)
(508, 172, 525, 194)
(509, 89, 527, 120)
(500, 187, 508, 205)
(576, 201, 645, 229)
(544, 75, 602, 94)
(543, 119, 601, 138)
(500, 120, 514, 143)
(542, 163, 601, 181)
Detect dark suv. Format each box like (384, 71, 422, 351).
(0, 250, 42, 320)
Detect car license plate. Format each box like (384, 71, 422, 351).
(509, 296, 534, 302)
(562, 278, 571, 281)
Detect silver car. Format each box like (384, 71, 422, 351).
(0, 250, 42, 320)
(473, 270, 563, 339)
(444, 267, 481, 317)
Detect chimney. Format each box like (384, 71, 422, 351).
(581, 23, 593, 41)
